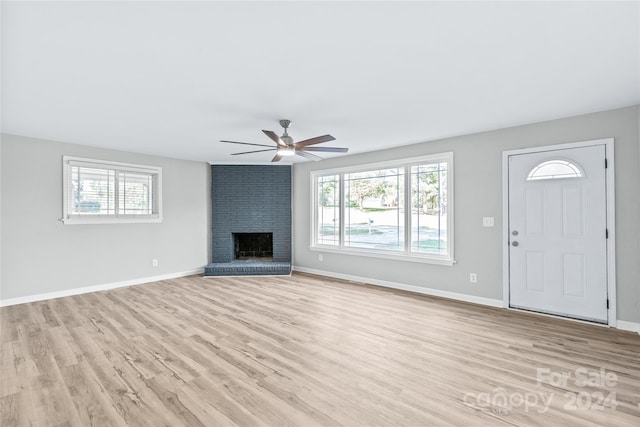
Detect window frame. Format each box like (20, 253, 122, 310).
(310, 152, 454, 266)
(62, 156, 163, 225)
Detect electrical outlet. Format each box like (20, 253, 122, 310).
(483, 217, 495, 227)
(470, 273, 477, 283)
(318, 254, 323, 262)
(152, 259, 158, 267)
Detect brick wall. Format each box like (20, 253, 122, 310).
(211, 165, 291, 262)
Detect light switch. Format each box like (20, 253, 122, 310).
(483, 217, 495, 227)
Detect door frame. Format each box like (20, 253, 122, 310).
(501, 138, 616, 327)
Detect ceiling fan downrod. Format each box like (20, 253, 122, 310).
(279, 119, 293, 146)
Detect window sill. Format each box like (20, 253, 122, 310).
(309, 245, 455, 266)
(61, 216, 163, 225)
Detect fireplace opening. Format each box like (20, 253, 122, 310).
(233, 232, 273, 261)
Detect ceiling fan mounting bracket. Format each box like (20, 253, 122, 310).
(279, 119, 291, 130)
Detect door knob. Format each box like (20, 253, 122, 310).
(512, 230, 519, 236)
(512, 241, 519, 247)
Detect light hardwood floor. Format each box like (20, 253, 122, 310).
(1, 272, 639, 426)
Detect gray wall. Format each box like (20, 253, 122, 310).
(0, 134, 210, 300)
(292, 106, 640, 323)
(211, 165, 291, 263)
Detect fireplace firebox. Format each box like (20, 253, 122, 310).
(233, 232, 273, 261)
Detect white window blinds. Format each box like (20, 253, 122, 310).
(63, 157, 162, 224)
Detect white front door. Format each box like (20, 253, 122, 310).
(508, 145, 608, 323)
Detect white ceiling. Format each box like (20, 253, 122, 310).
(2, 1, 639, 164)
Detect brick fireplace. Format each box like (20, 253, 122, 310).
(205, 165, 291, 276)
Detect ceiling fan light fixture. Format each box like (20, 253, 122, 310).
(278, 147, 295, 156)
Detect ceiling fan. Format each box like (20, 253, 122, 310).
(221, 120, 348, 162)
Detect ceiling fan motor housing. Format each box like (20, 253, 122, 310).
(281, 135, 294, 146)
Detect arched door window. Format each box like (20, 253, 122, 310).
(527, 160, 584, 181)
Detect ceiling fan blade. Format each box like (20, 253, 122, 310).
(295, 134, 336, 148)
(295, 150, 323, 161)
(301, 147, 349, 153)
(262, 130, 286, 147)
(271, 153, 283, 163)
(231, 148, 277, 156)
(221, 140, 275, 148)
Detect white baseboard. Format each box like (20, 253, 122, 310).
(293, 266, 640, 333)
(0, 268, 204, 307)
(617, 320, 640, 333)
(293, 266, 504, 308)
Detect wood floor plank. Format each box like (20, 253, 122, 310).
(59, 362, 124, 427)
(28, 354, 83, 426)
(1, 272, 639, 426)
(0, 393, 20, 427)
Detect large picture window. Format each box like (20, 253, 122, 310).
(312, 153, 453, 265)
(62, 156, 162, 224)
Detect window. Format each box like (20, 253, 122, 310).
(411, 161, 448, 256)
(62, 156, 162, 224)
(345, 168, 405, 251)
(527, 160, 583, 181)
(312, 153, 453, 265)
(316, 174, 340, 246)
